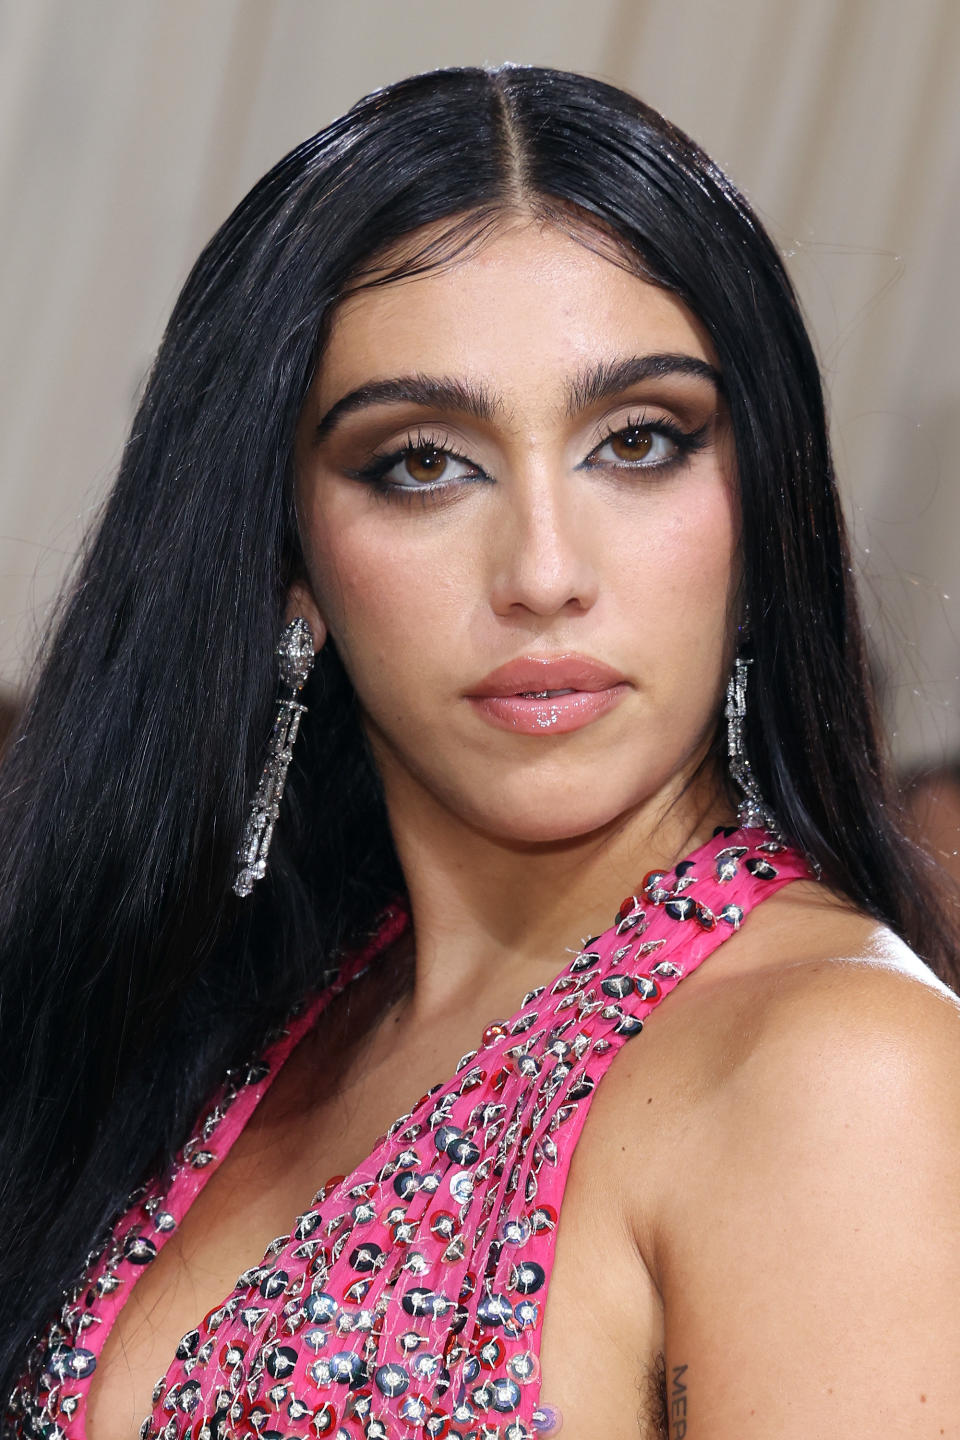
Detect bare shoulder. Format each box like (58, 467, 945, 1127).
(710, 929, 960, 1186)
(719, 887, 960, 1095)
(675, 881, 960, 1161)
(612, 887, 960, 1437)
(602, 878, 960, 1254)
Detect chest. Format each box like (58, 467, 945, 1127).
(86, 1034, 670, 1440)
(29, 832, 807, 1440)
(82, 976, 677, 1440)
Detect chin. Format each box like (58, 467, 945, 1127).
(464, 792, 643, 849)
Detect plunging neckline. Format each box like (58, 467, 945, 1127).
(16, 825, 814, 1440)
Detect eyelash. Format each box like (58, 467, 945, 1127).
(345, 413, 710, 503)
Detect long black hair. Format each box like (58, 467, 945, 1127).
(0, 63, 953, 1395)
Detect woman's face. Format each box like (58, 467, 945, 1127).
(293, 218, 739, 845)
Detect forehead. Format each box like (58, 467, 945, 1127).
(315, 218, 718, 413)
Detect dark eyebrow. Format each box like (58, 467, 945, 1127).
(313, 352, 721, 442)
(314, 374, 502, 442)
(563, 353, 722, 416)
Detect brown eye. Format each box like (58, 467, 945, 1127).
(609, 426, 653, 461)
(404, 447, 448, 483)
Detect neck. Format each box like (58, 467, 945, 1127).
(375, 757, 735, 1026)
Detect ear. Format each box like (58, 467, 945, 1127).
(284, 579, 328, 652)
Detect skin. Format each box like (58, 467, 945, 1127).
(87, 217, 960, 1440)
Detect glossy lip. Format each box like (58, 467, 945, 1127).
(465, 653, 630, 736)
(466, 653, 628, 698)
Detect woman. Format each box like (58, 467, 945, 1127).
(2, 63, 958, 1440)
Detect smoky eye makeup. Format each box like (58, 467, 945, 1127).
(305, 351, 725, 506)
(338, 403, 716, 503)
(341, 426, 483, 493)
(577, 410, 712, 473)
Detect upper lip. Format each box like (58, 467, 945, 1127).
(467, 653, 629, 697)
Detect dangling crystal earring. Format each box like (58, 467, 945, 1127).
(232, 616, 316, 897)
(724, 650, 778, 833)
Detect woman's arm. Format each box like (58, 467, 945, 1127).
(652, 962, 960, 1438)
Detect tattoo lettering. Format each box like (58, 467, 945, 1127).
(670, 1363, 689, 1439)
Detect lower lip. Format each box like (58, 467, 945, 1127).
(466, 685, 629, 736)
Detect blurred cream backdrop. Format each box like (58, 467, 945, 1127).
(1, 0, 958, 768)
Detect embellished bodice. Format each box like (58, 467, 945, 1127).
(9, 827, 812, 1440)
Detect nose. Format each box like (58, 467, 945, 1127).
(487, 468, 600, 619)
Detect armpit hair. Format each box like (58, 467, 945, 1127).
(638, 1349, 669, 1437)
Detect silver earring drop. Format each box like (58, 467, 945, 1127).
(232, 617, 316, 897)
(724, 653, 778, 833)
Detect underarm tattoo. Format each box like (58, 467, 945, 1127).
(669, 1363, 689, 1439)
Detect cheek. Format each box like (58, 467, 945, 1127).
(618, 481, 740, 737)
(621, 480, 739, 626)
(667, 505, 737, 609)
(303, 502, 470, 686)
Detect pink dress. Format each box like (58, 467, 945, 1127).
(10, 825, 812, 1440)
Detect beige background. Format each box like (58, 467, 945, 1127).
(1, 0, 958, 769)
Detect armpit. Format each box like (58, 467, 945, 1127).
(639, 1349, 668, 1437)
